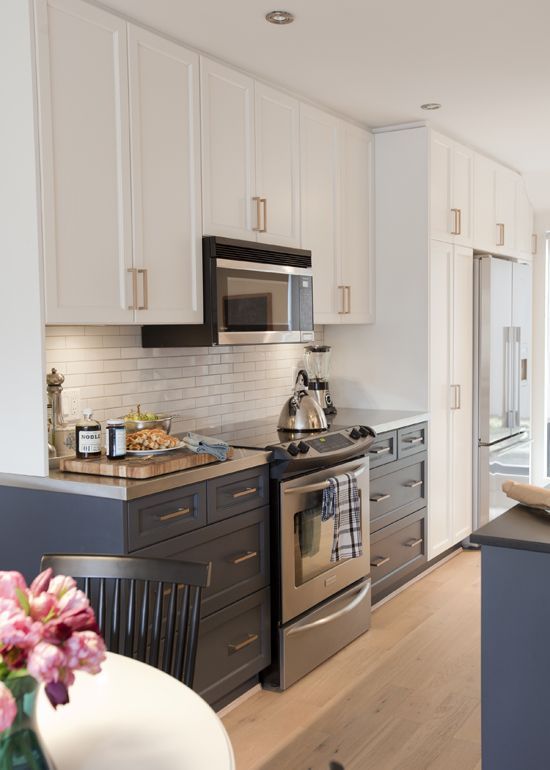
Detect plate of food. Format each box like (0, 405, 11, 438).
(126, 428, 185, 455)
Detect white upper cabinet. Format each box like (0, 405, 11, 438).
(200, 59, 300, 247)
(474, 153, 522, 257)
(36, 0, 133, 323)
(516, 181, 536, 259)
(36, 0, 203, 324)
(339, 122, 374, 324)
(301, 105, 374, 325)
(495, 165, 518, 254)
(300, 104, 340, 324)
(200, 58, 255, 240)
(254, 83, 300, 247)
(128, 26, 202, 324)
(431, 132, 473, 247)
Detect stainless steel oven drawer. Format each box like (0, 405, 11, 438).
(370, 509, 427, 601)
(369, 453, 427, 534)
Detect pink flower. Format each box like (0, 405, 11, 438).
(0, 599, 42, 650)
(55, 586, 89, 615)
(0, 682, 16, 731)
(47, 575, 76, 600)
(29, 568, 53, 597)
(0, 572, 27, 602)
(28, 592, 58, 622)
(64, 631, 106, 675)
(26, 641, 66, 684)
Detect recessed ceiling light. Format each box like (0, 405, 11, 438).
(421, 103, 442, 111)
(265, 10, 295, 25)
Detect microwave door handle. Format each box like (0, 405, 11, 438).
(284, 462, 368, 495)
(286, 581, 371, 636)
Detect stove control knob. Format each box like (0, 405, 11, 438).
(359, 426, 370, 437)
(287, 442, 300, 457)
(297, 441, 310, 454)
(350, 428, 361, 440)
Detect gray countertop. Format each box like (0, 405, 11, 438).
(471, 504, 550, 554)
(336, 408, 429, 434)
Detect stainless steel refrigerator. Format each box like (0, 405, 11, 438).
(473, 255, 532, 529)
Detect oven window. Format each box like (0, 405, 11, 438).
(294, 500, 350, 586)
(217, 267, 291, 332)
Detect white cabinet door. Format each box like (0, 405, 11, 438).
(451, 246, 473, 542)
(300, 104, 340, 324)
(339, 122, 374, 324)
(495, 167, 518, 255)
(451, 144, 474, 247)
(431, 133, 453, 243)
(516, 182, 535, 259)
(128, 26, 202, 324)
(473, 153, 497, 253)
(428, 241, 453, 559)
(254, 83, 300, 248)
(200, 58, 255, 240)
(36, 0, 133, 323)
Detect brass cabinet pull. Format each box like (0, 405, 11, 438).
(532, 233, 538, 255)
(231, 550, 258, 565)
(405, 537, 423, 548)
(451, 208, 461, 235)
(261, 197, 267, 232)
(370, 446, 391, 455)
(137, 268, 148, 310)
(344, 285, 351, 314)
(338, 285, 346, 314)
(497, 222, 505, 247)
(450, 383, 461, 410)
(127, 268, 138, 310)
(252, 197, 262, 231)
(228, 633, 259, 654)
(232, 486, 257, 499)
(404, 480, 423, 489)
(158, 506, 191, 522)
(370, 493, 391, 503)
(371, 555, 390, 568)
(403, 436, 423, 445)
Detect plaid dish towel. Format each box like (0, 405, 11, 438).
(321, 473, 362, 562)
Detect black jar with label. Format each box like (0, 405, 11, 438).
(106, 418, 126, 460)
(75, 408, 101, 459)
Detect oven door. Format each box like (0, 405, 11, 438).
(215, 259, 313, 345)
(280, 456, 370, 624)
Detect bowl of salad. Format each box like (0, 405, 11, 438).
(122, 405, 173, 434)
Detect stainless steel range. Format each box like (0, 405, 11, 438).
(208, 417, 376, 690)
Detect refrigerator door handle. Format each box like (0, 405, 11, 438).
(504, 327, 512, 426)
(513, 326, 521, 430)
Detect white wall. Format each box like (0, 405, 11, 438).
(325, 126, 430, 411)
(0, 1, 47, 476)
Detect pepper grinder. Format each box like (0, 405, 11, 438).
(46, 368, 75, 457)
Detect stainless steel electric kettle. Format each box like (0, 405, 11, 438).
(277, 370, 328, 432)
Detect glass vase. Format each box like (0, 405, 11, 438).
(0, 676, 55, 770)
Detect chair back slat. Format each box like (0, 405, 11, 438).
(163, 583, 178, 674)
(39, 554, 210, 689)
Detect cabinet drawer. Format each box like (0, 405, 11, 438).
(207, 466, 269, 523)
(367, 430, 397, 469)
(127, 483, 206, 551)
(194, 588, 271, 707)
(370, 509, 426, 599)
(134, 507, 269, 618)
(397, 423, 428, 459)
(369, 453, 427, 533)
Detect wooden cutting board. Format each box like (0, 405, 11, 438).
(60, 447, 233, 479)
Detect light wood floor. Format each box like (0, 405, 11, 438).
(223, 551, 481, 770)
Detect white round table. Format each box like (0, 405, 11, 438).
(35, 652, 235, 770)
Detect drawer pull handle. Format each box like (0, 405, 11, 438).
(370, 493, 391, 503)
(370, 446, 391, 456)
(228, 633, 259, 654)
(404, 480, 423, 489)
(232, 486, 257, 499)
(231, 550, 258, 565)
(405, 537, 423, 548)
(158, 507, 191, 522)
(371, 555, 390, 568)
(403, 436, 423, 445)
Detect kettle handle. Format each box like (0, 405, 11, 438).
(295, 369, 309, 390)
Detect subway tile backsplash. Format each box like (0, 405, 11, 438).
(45, 326, 323, 434)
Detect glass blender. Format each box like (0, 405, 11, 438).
(304, 345, 337, 415)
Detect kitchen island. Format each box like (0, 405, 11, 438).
(471, 505, 550, 770)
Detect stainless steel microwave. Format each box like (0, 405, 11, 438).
(142, 237, 315, 347)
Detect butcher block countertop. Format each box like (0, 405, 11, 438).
(0, 447, 269, 501)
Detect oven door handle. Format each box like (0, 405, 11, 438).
(286, 580, 371, 636)
(283, 463, 368, 495)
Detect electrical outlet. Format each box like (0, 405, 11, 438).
(62, 388, 81, 420)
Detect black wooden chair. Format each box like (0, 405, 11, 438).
(40, 554, 211, 689)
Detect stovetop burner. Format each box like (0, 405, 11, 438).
(196, 416, 343, 450)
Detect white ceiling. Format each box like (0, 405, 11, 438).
(99, 0, 550, 210)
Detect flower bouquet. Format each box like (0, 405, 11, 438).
(0, 569, 106, 769)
